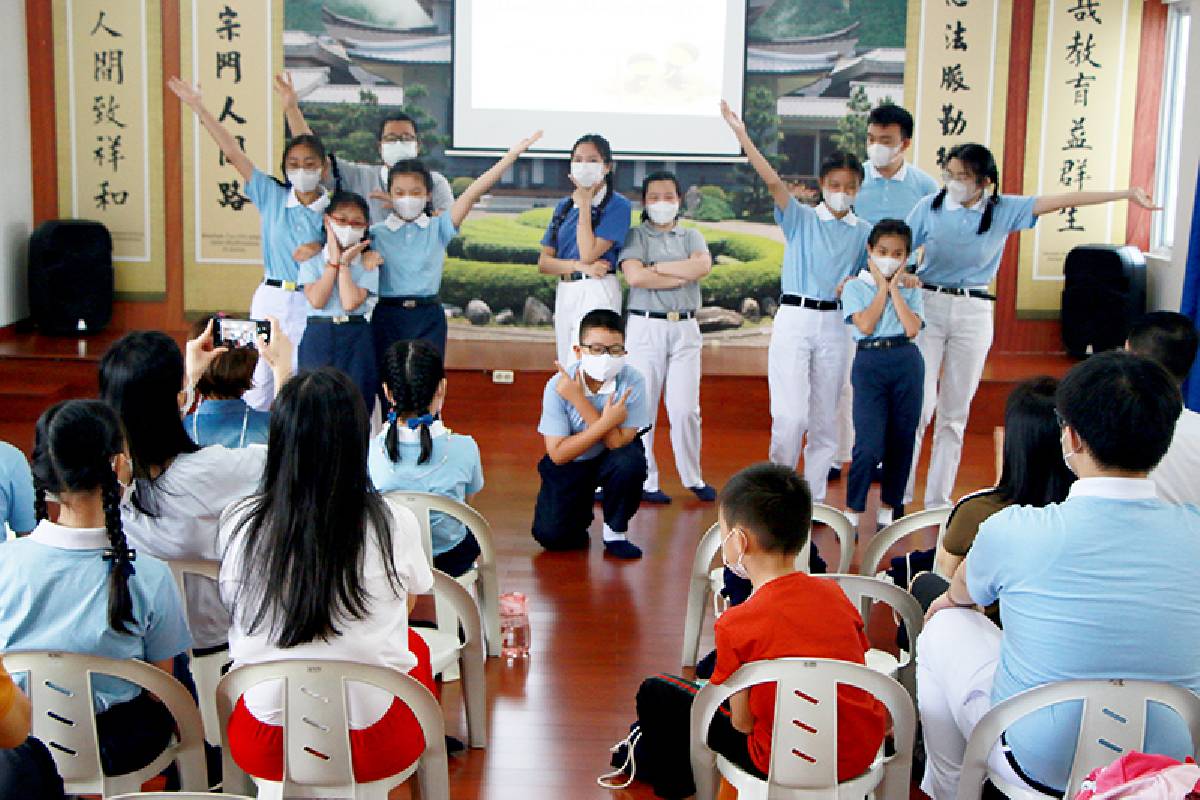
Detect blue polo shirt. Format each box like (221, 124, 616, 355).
(0, 521, 192, 712)
(244, 169, 329, 284)
(541, 192, 633, 270)
(854, 162, 939, 225)
(775, 199, 871, 300)
(0, 442, 35, 534)
(298, 249, 379, 317)
(906, 193, 1037, 288)
(840, 274, 924, 341)
(185, 398, 270, 449)
(538, 363, 651, 462)
(966, 478, 1200, 791)
(368, 423, 484, 556)
(369, 213, 458, 298)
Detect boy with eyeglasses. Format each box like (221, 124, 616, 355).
(532, 309, 651, 558)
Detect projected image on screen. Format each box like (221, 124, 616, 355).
(454, 0, 746, 157)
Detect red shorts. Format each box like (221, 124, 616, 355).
(227, 628, 438, 783)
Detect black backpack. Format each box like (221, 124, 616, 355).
(27, 220, 114, 335)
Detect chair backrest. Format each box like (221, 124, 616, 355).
(216, 658, 448, 798)
(380, 491, 496, 567)
(3, 651, 208, 794)
(692, 503, 855, 581)
(859, 507, 952, 578)
(166, 559, 221, 632)
(958, 679, 1200, 800)
(690, 657, 915, 800)
(816, 574, 924, 694)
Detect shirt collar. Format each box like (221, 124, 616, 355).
(856, 269, 877, 287)
(591, 185, 608, 207)
(866, 161, 910, 182)
(286, 189, 331, 213)
(196, 398, 250, 415)
(943, 192, 987, 213)
(384, 213, 431, 231)
(388, 419, 448, 443)
(815, 202, 859, 227)
(28, 520, 111, 550)
(1068, 477, 1158, 501)
(642, 221, 685, 237)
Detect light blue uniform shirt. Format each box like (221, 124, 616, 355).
(185, 398, 270, 449)
(0, 442, 35, 533)
(298, 249, 379, 317)
(541, 192, 633, 271)
(369, 213, 458, 298)
(966, 479, 1200, 790)
(906, 193, 1037, 288)
(368, 423, 484, 556)
(840, 274, 924, 341)
(775, 199, 871, 300)
(538, 363, 651, 462)
(0, 521, 192, 712)
(244, 169, 329, 284)
(854, 161, 939, 225)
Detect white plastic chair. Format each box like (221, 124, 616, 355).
(382, 491, 502, 658)
(690, 657, 915, 800)
(166, 558, 228, 746)
(958, 679, 1200, 800)
(814, 574, 923, 699)
(415, 569, 488, 748)
(215, 658, 450, 800)
(859, 506, 952, 578)
(112, 794, 253, 799)
(680, 505, 856, 668)
(4, 651, 208, 797)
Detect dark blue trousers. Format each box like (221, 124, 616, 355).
(298, 319, 378, 414)
(847, 342, 924, 513)
(531, 439, 648, 550)
(371, 301, 448, 361)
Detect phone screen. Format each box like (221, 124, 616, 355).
(216, 318, 269, 348)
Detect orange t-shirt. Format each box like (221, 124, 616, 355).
(710, 571, 888, 781)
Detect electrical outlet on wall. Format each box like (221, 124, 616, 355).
(492, 370, 515, 384)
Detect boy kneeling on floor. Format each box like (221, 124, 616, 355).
(532, 309, 651, 559)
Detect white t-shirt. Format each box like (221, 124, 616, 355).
(121, 444, 267, 649)
(1151, 408, 1200, 506)
(218, 497, 433, 729)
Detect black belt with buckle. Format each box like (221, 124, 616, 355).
(377, 296, 439, 309)
(921, 282, 997, 301)
(857, 335, 912, 351)
(264, 278, 302, 291)
(561, 269, 615, 282)
(628, 309, 696, 322)
(308, 314, 367, 325)
(780, 294, 840, 311)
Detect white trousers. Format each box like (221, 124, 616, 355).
(243, 283, 308, 412)
(917, 608, 1032, 800)
(625, 314, 705, 492)
(833, 336, 857, 463)
(905, 291, 994, 509)
(553, 275, 622, 367)
(767, 305, 851, 502)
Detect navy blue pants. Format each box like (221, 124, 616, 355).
(371, 301, 447, 362)
(531, 439, 647, 550)
(298, 319, 378, 413)
(847, 342, 924, 513)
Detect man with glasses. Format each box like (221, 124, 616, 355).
(532, 309, 651, 559)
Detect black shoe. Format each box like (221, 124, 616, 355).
(828, 466, 843, 481)
(688, 484, 717, 502)
(603, 539, 644, 559)
(446, 735, 466, 755)
(641, 489, 672, 504)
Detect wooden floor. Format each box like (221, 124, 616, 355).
(0, 326, 1069, 799)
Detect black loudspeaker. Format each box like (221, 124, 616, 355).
(27, 220, 114, 335)
(1060, 244, 1146, 359)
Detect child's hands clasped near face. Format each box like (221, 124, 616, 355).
(324, 214, 370, 267)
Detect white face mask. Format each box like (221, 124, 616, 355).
(721, 529, 750, 580)
(287, 168, 322, 193)
(866, 142, 901, 169)
(330, 223, 364, 249)
(646, 201, 679, 226)
(873, 255, 903, 277)
(579, 353, 624, 384)
(946, 179, 977, 205)
(571, 161, 606, 188)
(381, 139, 419, 166)
(824, 191, 853, 213)
(393, 196, 426, 220)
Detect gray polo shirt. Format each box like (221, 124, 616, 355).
(619, 222, 707, 313)
(335, 159, 454, 225)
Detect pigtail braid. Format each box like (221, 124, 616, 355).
(101, 475, 137, 635)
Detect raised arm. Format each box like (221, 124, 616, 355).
(720, 100, 790, 210)
(274, 73, 312, 136)
(449, 131, 542, 228)
(1033, 187, 1158, 217)
(168, 77, 254, 183)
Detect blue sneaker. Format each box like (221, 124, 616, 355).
(688, 484, 717, 502)
(641, 489, 672, 505)
(604, 539, 644, 559)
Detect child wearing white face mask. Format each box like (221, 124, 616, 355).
(840, 220, 925, 533)
(619, 171, 715, 505)
(297, 191, 380, 412)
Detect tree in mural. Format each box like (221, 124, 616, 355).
(297, 85, 448, 167)
(732, 85, 784, 221)
(831, 85, 872, 159)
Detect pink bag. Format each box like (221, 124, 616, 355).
(1074, 752, 1200, 800)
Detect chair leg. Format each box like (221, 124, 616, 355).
(681, 578, 710, 668)
(433, 592, 462, 682)
(475, 564, 502, 658)
(461, 650, 488, 749)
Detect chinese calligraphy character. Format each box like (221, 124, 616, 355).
(1065, 72, 1096, 106)
(1065, 31, 1101, 68)
(89, 10, 121, 37)
(935, 146, 950, 169)
(216, 51, 242, 83)
(217, 96, 246, 125)
(93, 95, 126, 128)
(218, 180, 250, 210)
(1057, 207, 1085, 233)
(1063, 118, 1092, 151)
(220, 135, 247, 167)
(94, 135, 124, 172)
(940, 64, 971, 92)
(939, 104, 967, 136)
(945, 20, 968, 51)
(1059, 158, 1090, 190)
(1066, 0, 1102, 24)
(215, 5, 241, 41)
(945, 0, 968, 6)
(94, 50, 124, 84)
(94, 180, 128, 211)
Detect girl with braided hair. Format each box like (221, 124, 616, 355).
(369, 339, 484, 578)
(0, 400, 192, 792)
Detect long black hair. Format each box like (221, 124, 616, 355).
(995, 376, 1075, 505)
(931, 143, 1000, 234)
(386, 159, 436, 218)
(230, 368, 400, 647)
(640, 171, 683, 223)
(31, 400, 137, 635)
(382, 340, 445, 465)
(279, 133, 327, 189)
(99, 331, 200, 517)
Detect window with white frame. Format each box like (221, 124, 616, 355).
(1153, 3, 1191, 252)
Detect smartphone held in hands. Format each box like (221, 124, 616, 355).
(214, 318, 270, 349)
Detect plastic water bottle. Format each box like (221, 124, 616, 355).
(499, 592, 530, 660)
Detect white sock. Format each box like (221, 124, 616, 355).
(602, 524, 627, 543)
(877, 507, 895, 527)
(845, 510, 860, 528)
